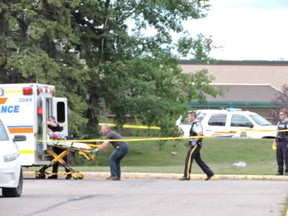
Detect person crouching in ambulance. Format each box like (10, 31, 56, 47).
(47, 116, 71, 180)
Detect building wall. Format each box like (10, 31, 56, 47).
(179, 61, 288, 122)
(180, 63, 288, 90)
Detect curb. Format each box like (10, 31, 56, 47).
(23, 171, 288, 181)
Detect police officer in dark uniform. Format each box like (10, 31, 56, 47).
(92, 124, 128, 180)
(47, 116, 72, 179)
(179, 111, 214, 181)
(275, 108, 288, 175)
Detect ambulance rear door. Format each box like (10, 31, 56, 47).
(52, 98, 68, 137)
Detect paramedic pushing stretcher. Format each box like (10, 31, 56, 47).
(179, 111, 214, 181)
(47, 116, 72, 179)
(92, 124, 128, 181)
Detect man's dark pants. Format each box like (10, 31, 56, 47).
(109, 144, 129, 178)
(276, 140, 288, 174)
(183, 143, 214, 179)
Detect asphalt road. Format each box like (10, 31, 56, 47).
(1, 176, 288, 216)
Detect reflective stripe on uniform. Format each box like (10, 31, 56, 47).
(186, 145, 198, 178)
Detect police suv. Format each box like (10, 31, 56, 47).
(176, 109, 277, 139)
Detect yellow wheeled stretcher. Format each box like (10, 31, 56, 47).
(35, 141, 97, 180)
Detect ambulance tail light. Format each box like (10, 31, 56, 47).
(23, 87, 33, 95)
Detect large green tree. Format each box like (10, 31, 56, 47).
(0, 0, 88, 135)
(0, 0, 218, 138)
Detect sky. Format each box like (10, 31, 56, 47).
(185, 0, 288, 61)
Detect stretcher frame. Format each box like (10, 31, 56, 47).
(35, 141, 96, 180)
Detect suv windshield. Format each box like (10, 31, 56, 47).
(249, 114, 272, 126)
(0, 120, 9, 141)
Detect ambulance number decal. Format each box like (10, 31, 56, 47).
(19, 97, 32, 102)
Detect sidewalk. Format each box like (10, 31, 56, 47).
(23, 171, 288, 181)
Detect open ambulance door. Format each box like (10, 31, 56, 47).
(52, 98, 68, 137)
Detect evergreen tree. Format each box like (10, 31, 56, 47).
(0, 0, 218, 138)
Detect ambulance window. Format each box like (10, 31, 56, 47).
(0, 120, 9, 141)
(57, 102, 65, 123)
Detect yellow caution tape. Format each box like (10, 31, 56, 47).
(223, 128, 288, 133)
(235, 129, 279, 133)
(36, 128, 288, 143)
(99, 123, 160, 130)
(38, 136, 204, 143)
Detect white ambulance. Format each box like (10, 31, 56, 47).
(0, 83, 68, 167)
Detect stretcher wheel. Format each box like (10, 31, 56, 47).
(35, 171, 46, 179)
(72, 172, 80, 179)
(78, 174, 84, 179)
(72, 172, 84, 180)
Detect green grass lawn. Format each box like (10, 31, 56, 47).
(66, 137, 277, 175)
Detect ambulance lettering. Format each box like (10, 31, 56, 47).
(0, 105, 20, 113)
